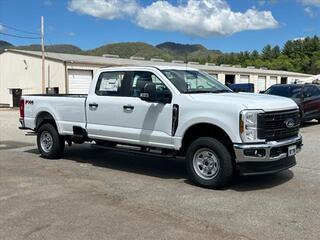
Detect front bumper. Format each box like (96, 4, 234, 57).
(234, 135, 302, 175)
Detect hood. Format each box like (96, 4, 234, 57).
(188, 92, 298, 112)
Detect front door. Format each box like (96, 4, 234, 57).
(119, 71, 173, 148)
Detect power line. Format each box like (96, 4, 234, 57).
(0, 32, 40, 39)
(0, 23, 40, 35)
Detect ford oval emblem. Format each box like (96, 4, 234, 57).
(285, 118, 295, 128)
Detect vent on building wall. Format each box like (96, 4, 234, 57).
(130, 56, 145, 60)
(172, 60, 185, 64)
(150, 58, 165, 62)
(102, 54, 120, 58)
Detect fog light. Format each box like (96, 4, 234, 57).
(244, 149, 266, 157)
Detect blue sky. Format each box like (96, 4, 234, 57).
(0, 0, 319, 52)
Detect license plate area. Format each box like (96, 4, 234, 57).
(288, 145, 297, 157)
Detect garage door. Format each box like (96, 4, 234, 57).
(257, 76, 266, 92)
(238, 75, 249, 83)
(269, 76, 278, 88)
(68, 69, 93, 94)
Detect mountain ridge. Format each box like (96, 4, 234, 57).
(1, 36, 320, 74)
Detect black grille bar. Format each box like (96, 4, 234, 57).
(258, 109, 300, 141)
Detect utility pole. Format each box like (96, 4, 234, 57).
(41, 16, 45, 94)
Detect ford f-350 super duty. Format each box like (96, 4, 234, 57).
(19, 66, 303, 188)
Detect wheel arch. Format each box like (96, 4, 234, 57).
(35, 111, 58, 132)
(181, 122, 235, 159)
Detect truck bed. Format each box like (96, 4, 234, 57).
(24, 94, 88, 98)
(22, 94, 88, 135)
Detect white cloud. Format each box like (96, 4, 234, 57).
(67, 31, 75, 37)
(68, 0, 139, 20)
(293, 36, 306, 41)
(44, 0, 52, 6)
(304, 6, 317, 17)
(135, 0, 279, 37)
(0, 24, 4, 32)
(68, 0, 279, 37)
(299, 0, 320, 6)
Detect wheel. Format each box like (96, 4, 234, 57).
(186, 137, 234, 189)
(317, 119, 320, 124)
(37, 123, 65, 159)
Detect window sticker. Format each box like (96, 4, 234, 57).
(100, 78, 119, 92)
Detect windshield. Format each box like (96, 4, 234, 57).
(161, 70, 232, 93)
(265, 85, 302, 98)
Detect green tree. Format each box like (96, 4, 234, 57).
(261, 44, 273, 60)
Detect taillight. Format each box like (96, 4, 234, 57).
(19, 99, 25, 118)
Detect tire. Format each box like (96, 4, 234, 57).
(317, 119, 320, 124)
(37, 123, 65, 159)
(186, 137, 234, 189)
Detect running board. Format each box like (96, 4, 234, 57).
(91, 143, 181, 159)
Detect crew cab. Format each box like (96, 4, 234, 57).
(19, 66, 303, 189)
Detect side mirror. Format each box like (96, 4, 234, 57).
(259, 90, 265, 94)
(140, 82, 156, 102)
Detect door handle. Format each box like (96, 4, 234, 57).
(89, 103, 98, 108)
(123, 105, 134, 111)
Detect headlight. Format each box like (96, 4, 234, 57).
(240, 110, 264, 143)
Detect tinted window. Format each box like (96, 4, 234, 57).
(129, 71, 171, 101)
(303, 86, 320, 98)
(265, 85, 302, 98)
(95, 72, 125, 96)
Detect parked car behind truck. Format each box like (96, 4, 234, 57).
(19, 66, 302, 189)
(262, 84, 320, 122)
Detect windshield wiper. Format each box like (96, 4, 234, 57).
(210, 89, 232, 93)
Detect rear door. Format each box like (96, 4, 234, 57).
(86, 71, 129, 139)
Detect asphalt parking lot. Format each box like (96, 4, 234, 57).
(0, 109, 320, 240)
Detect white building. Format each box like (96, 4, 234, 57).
(0, 49, 312, 107)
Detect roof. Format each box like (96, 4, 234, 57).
(3, 49, 313, 78)
(269, 83, 319, 87)
(96, 65, 199, 71)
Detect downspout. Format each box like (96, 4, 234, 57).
(64, 61, 68, 94)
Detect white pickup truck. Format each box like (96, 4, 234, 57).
(19, 66, 302, 188)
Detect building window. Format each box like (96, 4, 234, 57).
(281, 77, 287, 84)
(46, 87, 59, 94)
(225, 74, 235, 84)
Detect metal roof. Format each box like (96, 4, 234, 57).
(4, 49, 313, 78)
